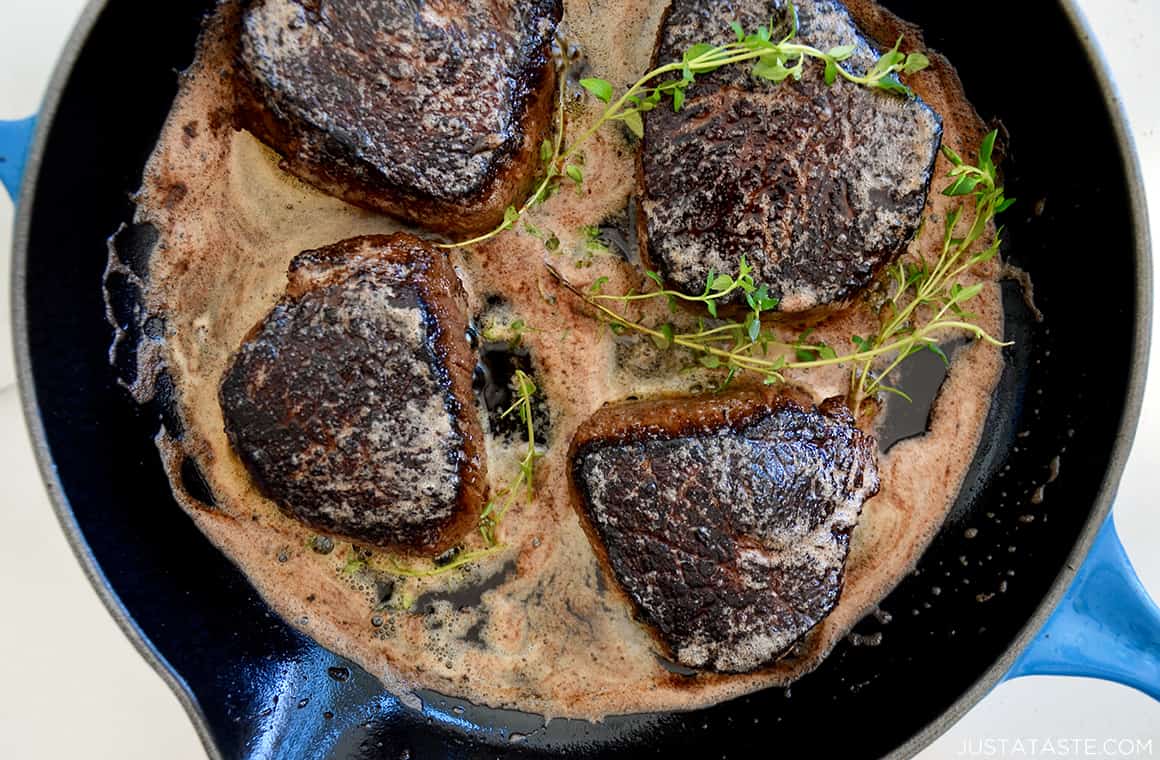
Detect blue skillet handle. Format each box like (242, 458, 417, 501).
(1006, 514, 1160, 700)
(0, 116, 37, 201)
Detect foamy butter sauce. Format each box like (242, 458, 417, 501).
(128, 0, 1002, 719)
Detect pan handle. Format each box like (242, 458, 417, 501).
(1006, 514, 1160, 700)
(0, 116, 37, 201)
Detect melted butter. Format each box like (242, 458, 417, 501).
(128, 0, 1002, 720)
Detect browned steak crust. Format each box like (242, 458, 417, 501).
(639, 0, 942, 314)
(220, 234, 485, 553)
(236, 0, 562, 235)
(569, 392, 879, 672)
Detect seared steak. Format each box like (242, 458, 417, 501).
(569, 392, 879, 672)
(639, 0, 942, 313)
(237, 0, 562, 235)
(220, 234, 485, 553)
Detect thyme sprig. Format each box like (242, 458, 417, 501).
(479, 370, 541, 547)
(850, 131, 1014, 406)
(373, 370, 540, 578)
(590, 256, 779, 318)
(437, 5, 929, 250)
(553, 131, 1012, 408)
(577, 6, 928, 140)
(551, 265, 799, 387)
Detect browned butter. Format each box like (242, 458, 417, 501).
(126, 0, 1002, 719)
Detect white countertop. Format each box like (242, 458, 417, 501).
(1, 1, 1157, 757)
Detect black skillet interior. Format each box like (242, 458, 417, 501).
(19, 0, 1139, 757)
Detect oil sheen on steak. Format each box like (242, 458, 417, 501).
(219, 234, 485, 553)
(237, 0, 562, 235)
(640, 0, 942, 314)
(570, 392, 879, 672)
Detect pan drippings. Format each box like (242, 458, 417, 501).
(122, 0, 1002, 719)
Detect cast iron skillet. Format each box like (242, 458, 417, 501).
(4, 0, 1157, 757)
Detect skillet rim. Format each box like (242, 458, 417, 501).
(889, 1, 1153, 755)
(8, 3, 227, 758)
(8, 1, 1151, 758)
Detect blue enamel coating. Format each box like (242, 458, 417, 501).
(0, 116, 37, 200)
(1007, 515, 1160, 699)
